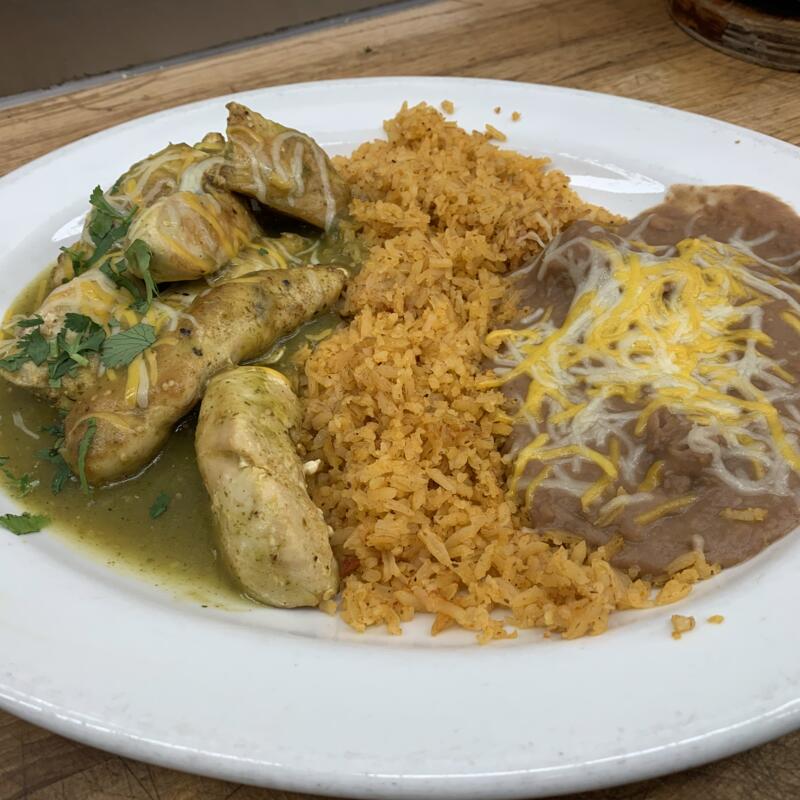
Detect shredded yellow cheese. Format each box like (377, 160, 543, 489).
(720, 507, 768, 522)
(489, 235, 800, 521)
(634, 495, 697, 526)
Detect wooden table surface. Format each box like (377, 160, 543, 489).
(1, 0, 799, 798)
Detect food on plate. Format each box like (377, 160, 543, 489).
(206, 233, 320, 284)
(196, 366, 339, 607)
(209, 102, 351, 230)
(1, 101, 798, 640)
(671, 614, 695, 640)
(490, 185, 800, 574)
(62, 265, 346, 485)
(52, 136, 227, 287)
(126, 188, 259, 281)
(0, 267, 197, 403)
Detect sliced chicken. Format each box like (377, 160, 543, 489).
(210, 102, 350, 230)
(0, 235, 314, 404)
(125, 188, 260, 282)
(62, 266, 346, 484)
(196, 366, 339, 607)
(111, 138, 223, 212)
(53, 140, 225, 287)
(0, 266, 199, 403)
(206, 233, 315, 285)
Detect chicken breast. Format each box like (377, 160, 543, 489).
(53, 140, 225, 288)
(111, 139, 223, 212)
(0, 235, 317, 404)
(0, 266, 200, 403)
(206, 233, 316, 285)
(126, 188, 260, 282)
(62, 266, 346, 484)
(0, 267, 138, 402)
(196, 366, 339, 607)
(210, 102, 350, 230)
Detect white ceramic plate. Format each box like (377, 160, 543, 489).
(1, 77, 799, 799)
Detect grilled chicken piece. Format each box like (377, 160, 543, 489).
(0, 235, 313, 404)
(111, 138, 224, 212)
(0, 266, 201, 403)
(210, 102, 350, 231)
(126, 188, 259, 282)
(196, 366, 339, 607)
(206, 233, 315, 285)
(62, 266, 346, 484)
(0, 267, 138, 402)
(53, 140, 225, 287)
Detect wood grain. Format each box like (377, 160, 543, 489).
(1, 0, 799, 798)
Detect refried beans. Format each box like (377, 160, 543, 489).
(489, 185, 800, 574)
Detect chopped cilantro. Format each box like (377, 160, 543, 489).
(149, 491, 171, 519)
(48, 316, 106, 384)
(15, 474, 37, 496)
(101, 240, 157, 314)
(64, 313, 94, 333)
(0, 456, 37, 497)
(125, 239, 158, 313)
(50, 454, 71, 494)
(77, 418, 97, 494)
(59, 245, 88, 277)
(24, 330, 49, 365)
(40, 420, 65, 438)
(0, 326, 50, 372)
(37, 416, 72, 495)
(17, 315, 43, 328)
(89, 186, 127, 219)
(0, 353, 29, 372)
(100, 323, 156, 368)
(0, 310, 107, 385)
(0, 512, 49, 535)
(36, 445, 71, 495)
(100, 260, 141, 299)
(79, 186, 138, 274)
(258, 247, 269, 256)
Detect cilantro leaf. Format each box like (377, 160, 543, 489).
(149, 491, 171, 519)
(64, 313, 94, 333)
(101, 241, 157, 314)
(0, 511, 49, 535)
(89, 186, 128, 220)
(38, 414, 72, 495)
(0, 353, 29, 372)
(100, 261, 143, 305)
(81, 186, 138, 273)
(51, 459, 72, 494)
(100, 323, 156, 368)
(58, 187, 136, 280)
(36, 433, 72, 495)
(77, 418, 97, 495)
(47, 317, 106, 383)
(1, 311, 106, 383)
(23, 329, 49, 365)
(88, 210, 114, 242)
(41, 419, 65, 438)
(17, 316, 43, 328)
(0, 327, 50, 372)
(14, 474, 37, 497)
(59, 245, 88, 277)
(83, 224, 129, 272)
(0, 454, 36, 497)
(126, 240, 157, 308)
